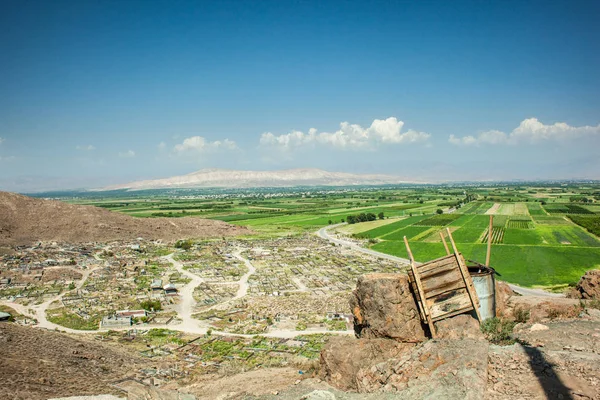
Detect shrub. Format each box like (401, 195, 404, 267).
(175, 239, 193, 250)
(513, 307, 530, 323)
(140, 299, 162, 312)
(296, 321, 307, 331)
(546, 303, 583, 320)
(480, 317, 516, 345)
(588, 299, 600, 310)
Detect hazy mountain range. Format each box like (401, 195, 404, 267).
(100, 168, 417, 190)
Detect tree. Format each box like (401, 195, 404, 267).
(328, 219, 333, 225)
(140, 299, 162, 312)
(366, 213, 376, 221)
(175, 239, 193, 250)
(377, 212, 384, 220)
(436, 208, 443, 214)
(346, 215, 357, 224)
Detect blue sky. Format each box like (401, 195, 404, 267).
(1, 0, 599, 191)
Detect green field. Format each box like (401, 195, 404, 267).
(360, 201, 600, 287)
(58, 184, 600, 288)
(526, 202, 547, 215)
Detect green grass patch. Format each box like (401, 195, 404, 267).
(354, 216, 428, 239)
(526, 203, 547, 216)
(415, 214, 461, 226)
(543, 204, 595, 215)
(536, 226, 600, 247)
(507, 220, 533, 229)
(503, 229, 544, 245)
(452, 227, 486, 243)
(459, 202, 494, 215)
(568, 215, 600, 238)
(46, 308, 101, 330)
(381, 226, 432, 241)
(371, 241, 600, 286)
(532, 216, 571, 225)
(492, 215, 508, 227)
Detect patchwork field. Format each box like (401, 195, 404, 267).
(359, 201, 600, 287)
(59, 185, 600, 289)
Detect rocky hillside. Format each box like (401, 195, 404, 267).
(0, 191, 249, 245)
(0, 323, 145, 400)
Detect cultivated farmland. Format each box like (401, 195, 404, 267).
(55, 183, 600, 288)
(356, 198, 600, 287)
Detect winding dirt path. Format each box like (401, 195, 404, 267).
(1, 248, 354, 338)
(163, 253, 205, 332)
(1, 263, 102, 333)
(230, 249, 256, 301)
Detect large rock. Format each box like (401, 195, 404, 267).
(576, 269, 600, 300)
(434, 314, 484, 340)
(319, 336, 415, 391)
(349, 273, 426, 342)
(320, 336, 489, 398)
(509, 296, 583, 322)
(495, 281, 514, 317)
(355, 339, 488, 398)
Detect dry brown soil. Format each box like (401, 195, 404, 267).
(0, 323, 145, 400)
(0, 191, 249, 245)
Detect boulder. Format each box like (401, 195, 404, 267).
(495, 281, 514, 317)
(349, 273, 426, 342)
(434, 314, 484, 340)
(319, 336, 415, 391)
(576, 269, 600, 300)
(355, 339, 489, 398)
(509, 296, 583, 322)
(320, 336, 489, 398)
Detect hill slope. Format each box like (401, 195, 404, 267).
(0, 323, 144, 400)
(101, 168, 415, 190)
(0, 191, 249, 245)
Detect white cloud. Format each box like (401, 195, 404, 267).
(0, 156, 15, 162)
(76, 144, 95, 151)
(0, 137, 4, 145)
(157, 142, 166, 150)
(259, 117, 430, 151)
(118, 150, 136, 158)
(173, 136, 238, 153)
(449, 118, 600, 146)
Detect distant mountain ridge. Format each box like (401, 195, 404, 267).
(100, 168, 417, 190)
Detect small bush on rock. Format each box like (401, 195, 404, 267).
(480, 317, 516, 345)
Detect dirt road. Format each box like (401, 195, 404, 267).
(0, 249, 352, 338)
(1, 263, 102, 333)
(317, 224, 411, 265)
(163, 253, 205, 332)
(231, 249, 256, 301)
